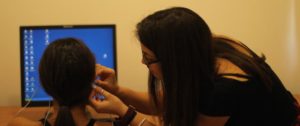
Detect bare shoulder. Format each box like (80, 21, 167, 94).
(216, 58, 248, 82)
(8, 117, 41, 126)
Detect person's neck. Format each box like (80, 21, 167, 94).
(47, 101, 91, 126)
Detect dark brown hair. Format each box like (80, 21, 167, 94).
(39, 38, 95, 126)
(136, 6, 297, 126)
(137, 7, 214, 126)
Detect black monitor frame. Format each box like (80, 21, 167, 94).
(20, 25, 117, 107)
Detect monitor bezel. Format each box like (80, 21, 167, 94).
(20, 25, 117, 107)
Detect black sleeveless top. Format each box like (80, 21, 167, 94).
(199, 72, 298, 126)
(39, 118, 96, 126)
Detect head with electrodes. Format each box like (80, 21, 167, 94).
(39, 37, 96, 125)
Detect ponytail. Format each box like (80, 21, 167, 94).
(54, 106, 75, 126)
(38, 38, 96, 126)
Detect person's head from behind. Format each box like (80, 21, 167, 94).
(136, 7, 214, 126)
(39, 38, 95, 126)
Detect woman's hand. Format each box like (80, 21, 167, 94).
(89, 85, 128, 117)
(95, 64, 119, 95)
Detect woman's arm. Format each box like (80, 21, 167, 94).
(128, 111, 161, 126)
(95, 64, 156, 114)
(115, 87, 156, 114)
(89, 86, 160, 126)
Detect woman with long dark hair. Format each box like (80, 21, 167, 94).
(9, 38, 103, 126)
(90, 7, 299, 126)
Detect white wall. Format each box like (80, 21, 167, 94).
(0, 0, 299, 106)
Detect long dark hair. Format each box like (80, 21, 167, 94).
(39, 38, 95, 126)
(213, 36, 272, 90)
(137, 7, 215, 126)
(137, 7, 297, 126)
(213, 36, 298, 125)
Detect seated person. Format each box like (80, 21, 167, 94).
(9, 38, 104, 126)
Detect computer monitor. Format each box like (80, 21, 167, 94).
(20, 25, 116, 107)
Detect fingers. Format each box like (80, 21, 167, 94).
(92, 85, 111, 99)
(96, 63, 105, 69)
(96, 64, 105, 76)
(95, 64, 115, 77)
(96, 64, 110, 73)
(89, 86, 106, 107)
(89, 86, 116, 113)
(94, 80, 108, 89)
(96, 64, 107, 74)
(89, 97, 109, 113)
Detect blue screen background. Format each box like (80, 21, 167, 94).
(22, 27, 115, 102)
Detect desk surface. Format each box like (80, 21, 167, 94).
(0, 106, 113, 126)
(1, 95, 299, 126)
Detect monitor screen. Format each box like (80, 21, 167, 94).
(20, 25, 116, 107)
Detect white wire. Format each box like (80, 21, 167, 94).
(14, 87, 39, 117)
(6, 87, 39, 125)
(138, 118, 147, 126)
(43, 100, 51, 126)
